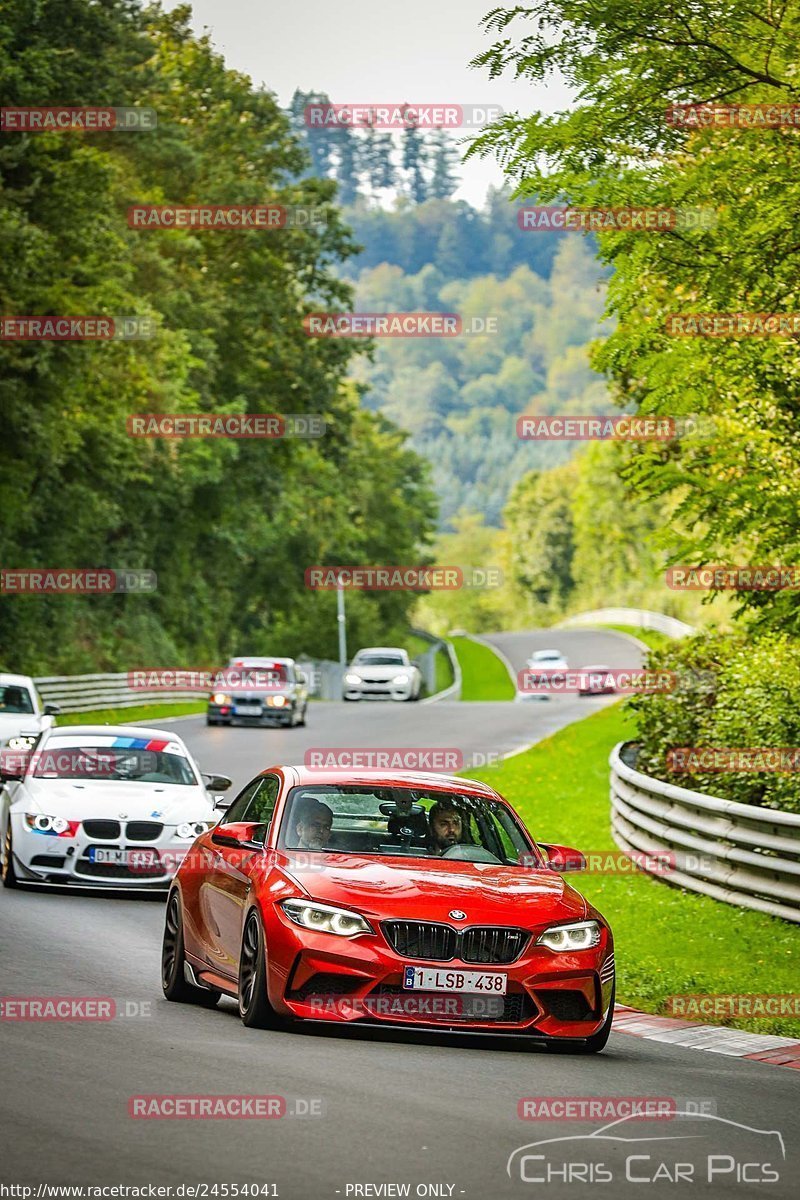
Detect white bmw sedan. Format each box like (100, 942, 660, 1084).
(0, 724, 230, 891)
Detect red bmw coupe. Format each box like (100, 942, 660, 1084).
(162, 767, 615, 1052)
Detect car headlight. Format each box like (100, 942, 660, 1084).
(175, 821, 213, 839)
(212, 693, 232, 705)
(280, 899, 373, 937)
(344, 673, 361, 685)
(268, 694, 288, 707)
(24, 814, 79, 838)
(536, 920, 601, 952)
(7, 735, 36, 751)
(393, 673, 409, 685)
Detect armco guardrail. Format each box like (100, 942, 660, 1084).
(610, 741, 800, 923)
(33, 673, 205, 713)
(560, 607, 695, 638)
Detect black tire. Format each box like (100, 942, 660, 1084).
(238, 909, 280, 1029)
(161, 890, 220, 1007)
(546, 984, 615, 1055)
(206, 717, 218, 726)
(2, 826, 19, 889)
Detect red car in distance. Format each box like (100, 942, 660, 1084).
(162, 767, 615, 1053)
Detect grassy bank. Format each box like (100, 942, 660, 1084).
(58, 701, 206, 727)
(451, 635, 515, 701)
(464, 703, 800, 1037)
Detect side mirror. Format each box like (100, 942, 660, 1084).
(211, 821, 266, 851)
(44, 704, 61, 716)
(539, 843, 587, 873)
(202, 772, 232, 792)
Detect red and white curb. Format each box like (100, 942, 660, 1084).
(613, 1004, 800, 1068)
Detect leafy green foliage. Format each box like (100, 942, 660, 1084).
(0, 1, 436, 672)
(471, 0, 800, 634)
(630, 631, 800, 813)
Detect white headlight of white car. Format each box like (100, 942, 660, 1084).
(176, 821, 213, 839)
(25, 814, 76, 836)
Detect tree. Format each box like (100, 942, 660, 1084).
(470, 0, 800, 634)
(429, 130, 460, 199)
(401, 124, 429, 203)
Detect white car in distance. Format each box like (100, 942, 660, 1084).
(525, 648, 569, 673)
(0, 673, 60, 750)
(343, 647, 422, 702)
(0, 724, 231, 890)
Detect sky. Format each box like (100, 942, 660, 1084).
(162, 0, 572, 206)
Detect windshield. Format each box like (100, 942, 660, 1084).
(279, 785, 537, 864)
(0, 684, 35, 714)
(533, 651, 562, 661)
(32, 742, 198, 784)
(353, 654, 405, 667)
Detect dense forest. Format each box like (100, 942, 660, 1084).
(0, 1, 437, 672)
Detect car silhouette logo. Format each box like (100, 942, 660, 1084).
(449, 909, 467, 920)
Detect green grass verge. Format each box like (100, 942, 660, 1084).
(406, 634, 455, 696)
(451, 635, 515, 701)
(57, 701, 206, 727)
(598, 623, 673, 653)
(463, 702, 800, 1037)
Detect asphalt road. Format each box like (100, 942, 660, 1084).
(2, 629, 798, 1199)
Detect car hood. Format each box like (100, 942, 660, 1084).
(279, 854, 586, 926)
(0, 713, 42, 738)
(225, 686, 292, 698)
(15, 780, 213, 821)
(350, 665, 410, 680)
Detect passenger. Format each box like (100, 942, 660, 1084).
(292, 797, 334, 850)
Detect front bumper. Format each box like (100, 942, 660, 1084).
(10, 815, 195, 889)
(266, 911, 614, 1039)
(343, 680, 414, 701)
(207, 699, 294, 725)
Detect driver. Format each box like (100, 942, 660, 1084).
(293, 796, 334, 850)
(427, 800, 467, 855)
